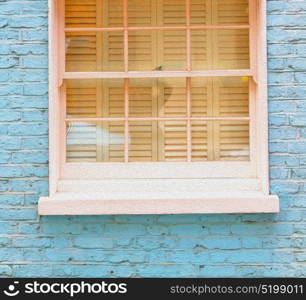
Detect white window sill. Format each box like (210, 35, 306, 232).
(38, 179, 279, 215)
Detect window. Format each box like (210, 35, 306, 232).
(39, 0, 279, 215)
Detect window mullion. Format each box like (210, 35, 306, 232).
(186, 0, 192, 162)
(123, 0, 129, 162)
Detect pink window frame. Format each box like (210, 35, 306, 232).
(48, 0, 270, 197)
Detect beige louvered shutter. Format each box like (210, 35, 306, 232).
(129, 79, 158, 161)
(102, 0, 124, 71)
(66, 0, 125, 162)
(158, 0, 186, 70)
(212, 0, 249, 69)
(127, 1, 158, 161)
(65, 0, 99, 161)
(158, 78, 187, 161)
(191, 78, 214, 161)
(212, 77, 249, 161)
(100, 80, 125, 162)
(100, 0, 125, 161)
(65, 0, 98, 72)
(190, 0, 211, 70)
(210, 1, 250, 160)
(66, 80, 98, 162)
(128, 0, 157, 71)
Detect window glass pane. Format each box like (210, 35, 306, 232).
(129, 78, 155, 117)
(128, 0, 185, 26)
(159, 30, 187, 70)
(128, 31, 155, 71)
(129, 121, 187, 162)
(161, 0, 185, 26)
(190, 0, 249, 26)
(65, 0, 123, 28)
(66, 79, 125, 118)
(160, 121, 187, 162)
(192, 121, 208, 161)
(65, 32, 124, 72)
(129, 121, 155, 162)
(191, 77, 249, 117)
(159, 78, 187, 117)
(128, 30, 186, 71)
(66, 121, 125, 162)
(214, 0, 249, 25)
(191, 120, 249, 161)
(129, 78, 186, 117)
(214, 120, 250, 161)
(217, 77, 249, 117)
(191, 29, 249, 70)
(128, 0, 154, 26)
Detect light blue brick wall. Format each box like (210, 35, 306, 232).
(0, 0, 305, 277)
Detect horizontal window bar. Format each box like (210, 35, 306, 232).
(64, 70, 253, 80)
(65, 117, 250, 122)
(64, 25, 250, 32)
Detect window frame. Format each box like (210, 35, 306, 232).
(40, 0, 279, 215)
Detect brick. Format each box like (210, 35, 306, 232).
(289, 114, 306, 126)
(0, 194, 24, 206)
(21, 30, 48, 41)
(10, 44, 48, 55)
(270, 181, 300, 194)
(269, 155, 299, 167)
(269, 127, 297, 140)
(9, 17, 47, 28)
(8, 123, 48, 136)
(23, 83, 48, 96)
(0, 57, 18, 68)
(269, 101, 296, 113)
(21, 57, 48, 69)
(73, 237, 114, 249)
(0, 111, 21, 121)
(288, 142, 306, 153)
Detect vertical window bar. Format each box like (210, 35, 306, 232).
(186, 0, 192, 161)
(124, 78, 129, 162)
(123, 0, 129, 72)
(186, 77, 192, 161)
(186, 0, 191, 71)
(123, 0, 129, 162)
(249, 0, 257, 80)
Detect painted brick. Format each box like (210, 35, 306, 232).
(270, 155, 299, 167)
(269, 128, 297, 140)
(0, 0, 305, 279)
(8, 123, 48, 136)
(9, 17, 47, 28)
(289, 114, 306, 126)
(21, 57, 48, 69)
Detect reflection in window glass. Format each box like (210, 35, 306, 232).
(66, 121, 125, 162)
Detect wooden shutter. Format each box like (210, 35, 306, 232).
(65, 0, 98, 72)
(158, 0, 186, 70)
(212, 77, 249, 161)
(129, 79, 157, 161)
(190, 77, 249, 161)
(102, 80, 125, 162)
(190, 0, 209, 25)
(66, 79, 98, 162)
(158, 78, 187, 161)
(191, 78, 213, 161)
(65, 0, 97, 28)
(65, 1, 99, 162)
(65, 1, 125, 162)
(65, 0, 250, 162)
(215, 0, 249, 25)
(213, 0, 249, 69)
